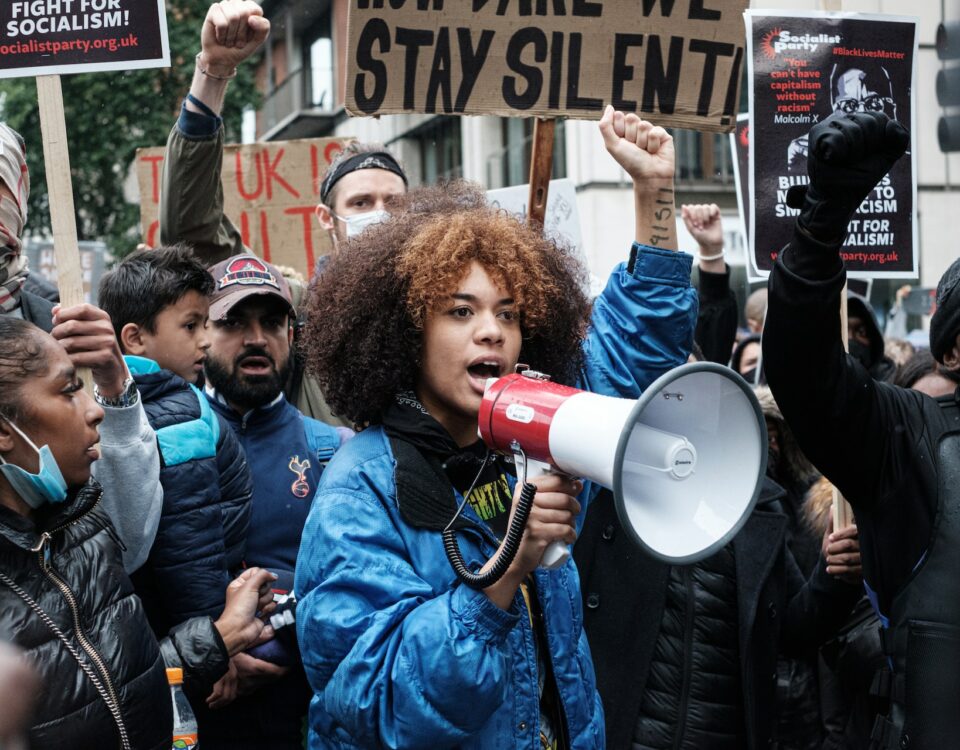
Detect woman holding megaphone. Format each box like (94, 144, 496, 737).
(294, 107, 697, 750)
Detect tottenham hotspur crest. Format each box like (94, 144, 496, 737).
(288, 456, 312, 498)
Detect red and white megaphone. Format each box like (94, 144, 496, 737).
(478, 362, 767, 567)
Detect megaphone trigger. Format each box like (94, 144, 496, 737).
(510, 447, 573, 570)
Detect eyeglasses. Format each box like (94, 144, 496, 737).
(835, 95, 889, 114)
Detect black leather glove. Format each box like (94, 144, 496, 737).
(786, 111, 909, 244)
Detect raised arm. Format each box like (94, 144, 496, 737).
(159, 1, 269, 264)
(683, 204, 738, 364)
(579, 106, 698, 399)
(762, 112, 916, 507)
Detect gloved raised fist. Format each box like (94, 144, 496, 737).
(786, 111, 909, 244)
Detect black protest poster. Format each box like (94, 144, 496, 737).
(746, 11, 918, 278)
(0, 0, 169, 78)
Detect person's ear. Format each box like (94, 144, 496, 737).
(119, 322, 147, 356)
(287, 320, 295, 348)
(942, 335, 960, 372)
(315, 203, 336, 232)
(0, 418, 16, 455)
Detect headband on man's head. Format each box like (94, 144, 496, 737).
(320, 151, 407, 205)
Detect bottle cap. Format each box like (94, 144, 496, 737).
(166, 667, 184, 685)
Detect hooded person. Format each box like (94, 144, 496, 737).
(761, 110, 960, 748)
(0, 124, 44, 325)
(846, 293, 896, 383)
(731, 333, 765, 385)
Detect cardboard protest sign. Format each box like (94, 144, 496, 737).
(487, 177, 605, 295)
(746, 11, 918, 279)
(488, 178, 583, 255)
(347, 0, 748, 132)
(0, 0, 169, 78)
(24, 238, 107, 304)
(137, 137, 351, 279)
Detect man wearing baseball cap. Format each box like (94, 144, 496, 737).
(201, 253, 350, 749)
(158, 1, 408, 426)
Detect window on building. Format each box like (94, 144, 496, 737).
(486, 119, 567, 189)
(411, 117, 464, 184)
(671, 64, 746, 185)
(309, 37, 333, 110)
(302, 12, 334, 111)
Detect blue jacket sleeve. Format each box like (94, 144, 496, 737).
(578, 244, 698, 399)
(295, 487, 520, 749)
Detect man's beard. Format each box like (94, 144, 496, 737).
(205, 347, 292, 411)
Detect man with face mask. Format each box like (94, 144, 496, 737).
(198, 253, 350, 749)
(159, 0, 408, 424)
(0, 122, 164, 574)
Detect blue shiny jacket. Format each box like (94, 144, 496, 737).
(295, 245, 697, 749)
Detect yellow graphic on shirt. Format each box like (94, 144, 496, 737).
(465, 475, 510, 522)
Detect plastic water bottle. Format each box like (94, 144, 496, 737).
(167, 667, 198, 749)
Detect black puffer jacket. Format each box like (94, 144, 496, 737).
(575, 481, 860, 750)
(0, 481, 229, 749)
(128, 359, 252, 636)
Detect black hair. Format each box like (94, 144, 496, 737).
(895, 348, 960, 389)
(98, 244, 214, 349)
(0, 316, 49, 421)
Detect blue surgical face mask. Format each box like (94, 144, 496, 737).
(0, 420, 69, 508)
(334, 209, 390, 239)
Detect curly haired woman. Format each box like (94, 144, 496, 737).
(294, 107, 698, 750)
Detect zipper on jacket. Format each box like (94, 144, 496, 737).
(674, 567, 696, 750)
(33, 500, 132, 750)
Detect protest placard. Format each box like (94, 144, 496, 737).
(24, 238, 108, 304)
(0, 0, 169, 78)
(346, 0, 749, 132)
(137, 137, 351, 279)
(746, 11, 918, 278)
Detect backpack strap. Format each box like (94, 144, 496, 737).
(302, 418, 340, 466)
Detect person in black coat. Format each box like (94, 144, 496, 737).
(762, 111, 960, 749)
(0, 315, 275, 749)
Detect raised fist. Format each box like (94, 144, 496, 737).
(599, 105, 675, 183)
(787, 112, 909, 244)
(199, 1, 270, 77)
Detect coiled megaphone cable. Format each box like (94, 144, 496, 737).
(443, 448, 537, 590)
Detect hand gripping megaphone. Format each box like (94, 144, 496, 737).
(477, 362, 767, 569)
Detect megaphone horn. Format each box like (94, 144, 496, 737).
(478, 362, 767, 566)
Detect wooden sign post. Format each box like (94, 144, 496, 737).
(0, 0, 171, 305)
(527, 119, 556, 227)
(36, 76, 84, 308)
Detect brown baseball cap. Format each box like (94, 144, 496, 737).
(208, 254, 295, 321)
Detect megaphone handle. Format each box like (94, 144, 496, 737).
(523, 458, 572, 570)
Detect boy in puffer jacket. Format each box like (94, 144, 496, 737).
(98, 244, 252, 709)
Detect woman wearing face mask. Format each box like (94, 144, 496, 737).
(294, 109, 698, 749)
(0, 315, 278, 749)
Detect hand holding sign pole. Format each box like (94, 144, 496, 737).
(0, 1, 170, 394)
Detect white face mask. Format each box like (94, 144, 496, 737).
(334, 209, 390, 239)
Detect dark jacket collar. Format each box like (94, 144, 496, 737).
(0, 480, 102, 551)
(205, 388, 288, 429)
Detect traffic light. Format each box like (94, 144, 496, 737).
(937, 21, 960, 151)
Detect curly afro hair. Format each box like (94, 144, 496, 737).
(304, 181, 592, 428)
